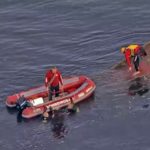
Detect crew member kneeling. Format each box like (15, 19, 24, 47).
(121, 44, 147, 75)
(45, 67, 63, 100)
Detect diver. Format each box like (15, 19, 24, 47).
(128, 77, 149, 96)
(42, 100, 79, 123)
(120, 44, 147, 76)
(50, 101, 79, 138)
(42, 101, 79, 138)
(45, 66, 64, 101)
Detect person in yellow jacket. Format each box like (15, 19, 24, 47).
(121, 44, 147, 75)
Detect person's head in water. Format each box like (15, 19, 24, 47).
(67, 99, 74, 110)
(51, 66, 57, 74)
(42, 106, 50, 123)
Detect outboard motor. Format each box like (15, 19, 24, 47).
(16, 95, 29, 111)
(16, 96, 32, 122)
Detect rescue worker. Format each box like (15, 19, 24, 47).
(45, 66, 63, 101)
(121, 44, 147, 75)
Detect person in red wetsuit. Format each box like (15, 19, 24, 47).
(45, 67, 63, 100)
(121, 44, 147, 75)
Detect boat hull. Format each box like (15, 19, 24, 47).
(6, 76, 96, 118)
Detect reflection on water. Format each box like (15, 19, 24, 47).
(51, 110, 67, 139)
(17, 110, 23, 123)
(42, 109, 68, 139)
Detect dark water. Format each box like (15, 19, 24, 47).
(1, 0, 150, 149)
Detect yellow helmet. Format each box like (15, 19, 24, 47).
(120, 47, 126, 53)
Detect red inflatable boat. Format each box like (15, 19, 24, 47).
(6, 76, 96, 118)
